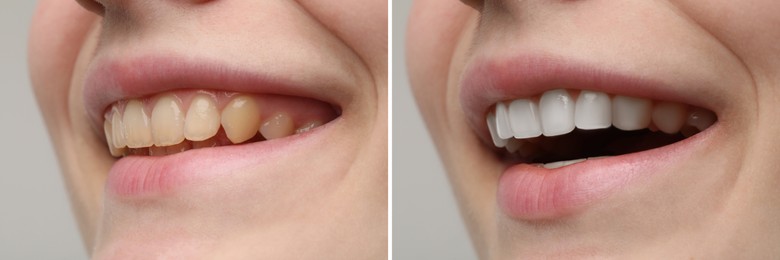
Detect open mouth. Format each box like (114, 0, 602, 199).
(459, 55, 726, 219)
(83, 54, 354, 197)
(486, 89, 716, 168)
(103, 90, 338, 157)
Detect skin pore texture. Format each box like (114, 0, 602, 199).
(29, 0, 386, 259)
(408, 0, 780, 259)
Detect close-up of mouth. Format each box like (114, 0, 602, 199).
(83, 54, 348, 198)
(460, 55, 725, 220)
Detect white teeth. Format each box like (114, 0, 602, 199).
(495, 102, 513, 139)
(151, 95, 186, 146)
(612, 95, 652, 131)
(652, 102, 687, 134)
(539, 89, 575, 136)
(538, 156, 611, 169)
(488, 90, 717, 150)
(122, 100, 154, 148)
(487, 111, 508, 148)
(575, 90, 611, 130)
(687, 107, 716, 131)
(507, 99, 542, 138)
(184, 94, 221, 141)
(542, 158, 586, 169)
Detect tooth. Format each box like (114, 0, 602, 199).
(507, 99, 542, 138)
(151, 95, 186, 146)
(586, 156, 611, 160)
(104, 119, 125, 157)
(221, 95, 261, 144)
(495, 102, 513, 139)
(542, 158, 586, 169)
(122, 100, 154, 148)
(506, 138, 522, 153)
(575, 90, 611, 130)
(612, 96, 652, 131)
(539, 89, 575, 136)
(652, 102, 687, 134)
(294, 121, 323, 134)
(486, 111, 508, 148)
(110, 106, 127, 148)
(184, 94, 221, 141)
(260, 112, 294, 140)
(687, 107, 716, 131)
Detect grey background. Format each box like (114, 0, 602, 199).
(393, 0, 477, 259)
(0, 1, 89, 259)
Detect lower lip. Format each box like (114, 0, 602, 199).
(105, 123, 332, 199)
(497, 127, 713, 220)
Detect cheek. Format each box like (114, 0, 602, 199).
(298, 0, 387, 75)
(28, 0, 97, 125)
(407, 1, 471, 105)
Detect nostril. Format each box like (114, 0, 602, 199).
(460, 0, 484, 10)
(75, 0, 105, 15)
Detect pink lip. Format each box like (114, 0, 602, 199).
(459, 54, 722, 220)
(83, 54, 346, 198)
(497, 127, 713, 220)
(105, 123, 336, 199)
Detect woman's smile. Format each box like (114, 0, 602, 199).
(28, 0, 387, 258)
(461, 55, 723, 219)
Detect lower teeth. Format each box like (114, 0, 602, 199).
(538, 156, 611, 169)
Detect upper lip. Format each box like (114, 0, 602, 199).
(83, 53, 353, 139)
(459, 54, 727, 147)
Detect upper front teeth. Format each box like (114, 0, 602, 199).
(487, 89, 716, 148)
(539, 89, 576, 136)
(103, 91, 337, 157)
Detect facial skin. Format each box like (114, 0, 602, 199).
(29, 0, 386, 258)
(408, 0, 780, 259)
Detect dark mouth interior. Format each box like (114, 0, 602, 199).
(504, 128, 686, 164)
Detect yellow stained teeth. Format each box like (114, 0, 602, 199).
(110, 106, 127, 149)
(151, 95, 186, 146)
(260, 112, 294, 140)
(104, 119, 125, 157)
(221, 95, 262, 144)
(295, 121, 323, 134)
(102, 91, 335, 157)
(123, 100, 154, 148)
(184, 94, 220, 141)
(652, 102, 687, 134)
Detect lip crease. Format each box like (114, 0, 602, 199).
(83, 54, 348, 199)
(459, 54, 722, 220)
